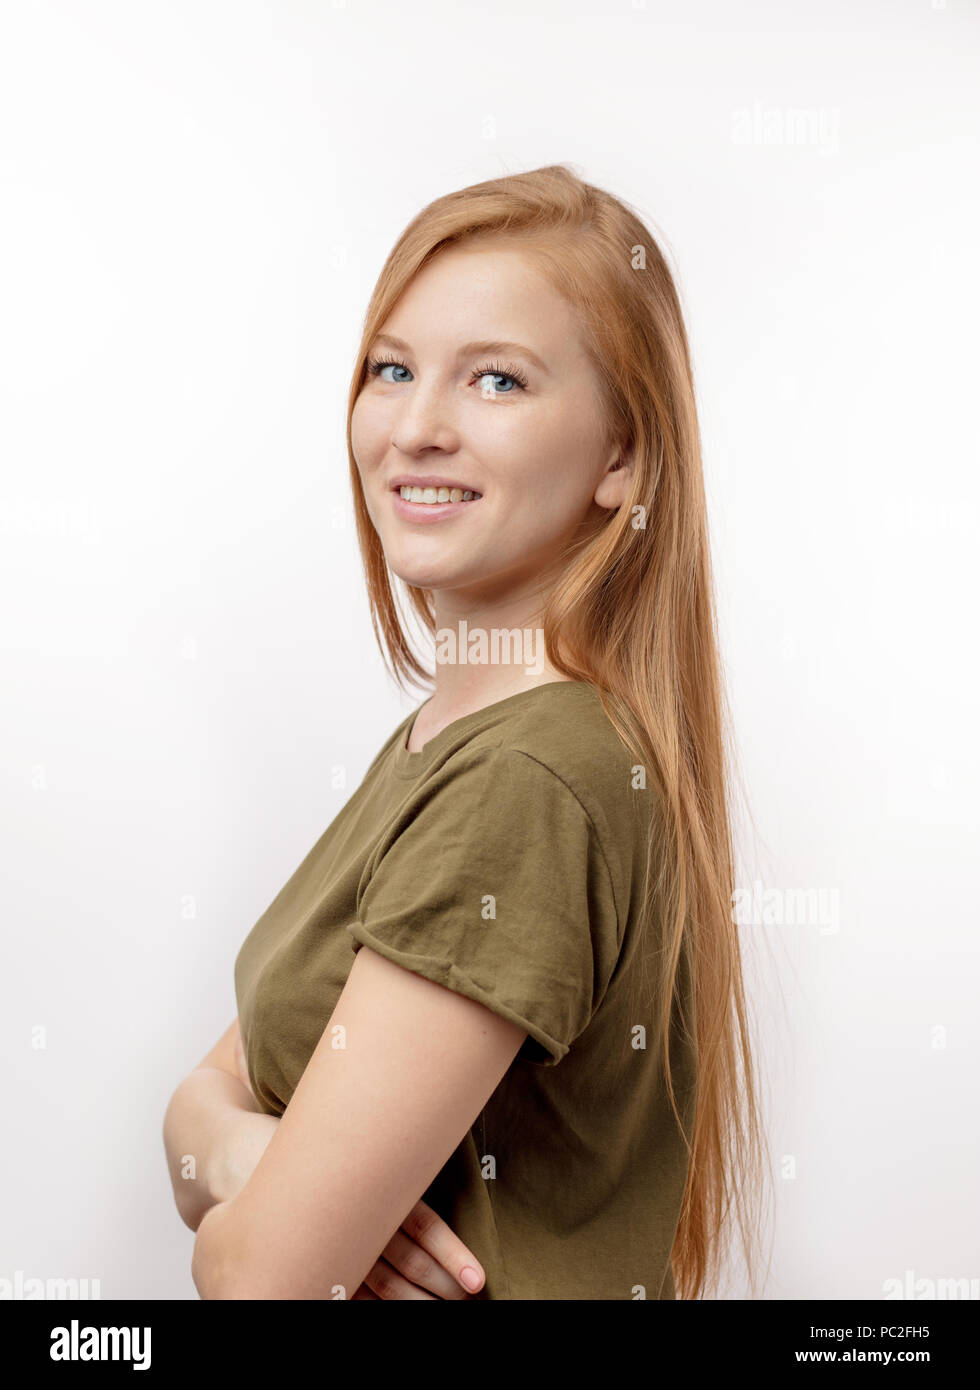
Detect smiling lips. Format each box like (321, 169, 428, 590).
(389, 481, 483, 522)
(395, 484, 481, 505)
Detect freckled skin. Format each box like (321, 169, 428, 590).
(350, 244, 631, 612)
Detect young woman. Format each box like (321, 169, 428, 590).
(163, 164, 769, 1300)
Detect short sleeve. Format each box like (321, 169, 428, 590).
(347, 747, 621, 1066)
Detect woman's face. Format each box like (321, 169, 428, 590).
(350, 243, 629, 606)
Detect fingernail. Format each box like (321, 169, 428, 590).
(459, 1265, 483, 1291)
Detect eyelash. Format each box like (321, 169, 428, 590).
(365, 355, 529, 392)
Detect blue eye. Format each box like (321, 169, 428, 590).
(474, 369, 519, 394)
(365, 355, 529, 393)
(369, 359, 412, 384)
(469, 360, 529, 393)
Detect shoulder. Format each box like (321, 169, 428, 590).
(462, 682, 656, 837)
(438, 682, 660, 921)
(491, 683, 638, 796)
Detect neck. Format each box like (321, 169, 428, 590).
(423, 586, 572, 719)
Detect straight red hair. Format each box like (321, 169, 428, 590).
(344, 164, 771, 1299)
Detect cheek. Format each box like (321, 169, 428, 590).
(508, 404, 603, 502)
(350, 394, 385, 467)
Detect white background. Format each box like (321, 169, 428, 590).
(1, 0, 977, 1300)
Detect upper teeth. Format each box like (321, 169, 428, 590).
(399, 486, 480, 504)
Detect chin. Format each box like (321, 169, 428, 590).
(387, 559, 468, 591)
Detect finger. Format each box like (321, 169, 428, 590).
(350, 1283, 381, 1300)
(362, 1256, 439, 1301)
(380, 1227, 473, 1300)
(398, 1198, 486, 1296)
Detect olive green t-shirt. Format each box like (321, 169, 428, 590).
(233, 680, 697, 1300)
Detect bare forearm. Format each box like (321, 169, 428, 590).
(163, 1067, 262, 1233)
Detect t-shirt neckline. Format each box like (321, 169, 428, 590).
(392, 680, 594, 777)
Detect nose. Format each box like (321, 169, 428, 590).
(389, 378, 460, 456)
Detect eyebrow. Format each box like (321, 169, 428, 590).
(369, 332, 549, 374)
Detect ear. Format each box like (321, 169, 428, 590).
(593, 443, 634, 511)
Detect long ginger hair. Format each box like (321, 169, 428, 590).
(344, 163, 771, 1299)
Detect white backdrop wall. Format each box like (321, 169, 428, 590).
(1, 0, 977, 1300)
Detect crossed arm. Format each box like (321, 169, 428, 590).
(190, 944, 527, 1299)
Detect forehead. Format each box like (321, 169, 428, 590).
(378, 244, 588, 366)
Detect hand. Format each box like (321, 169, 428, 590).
(351, 1197, 486, 1300)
